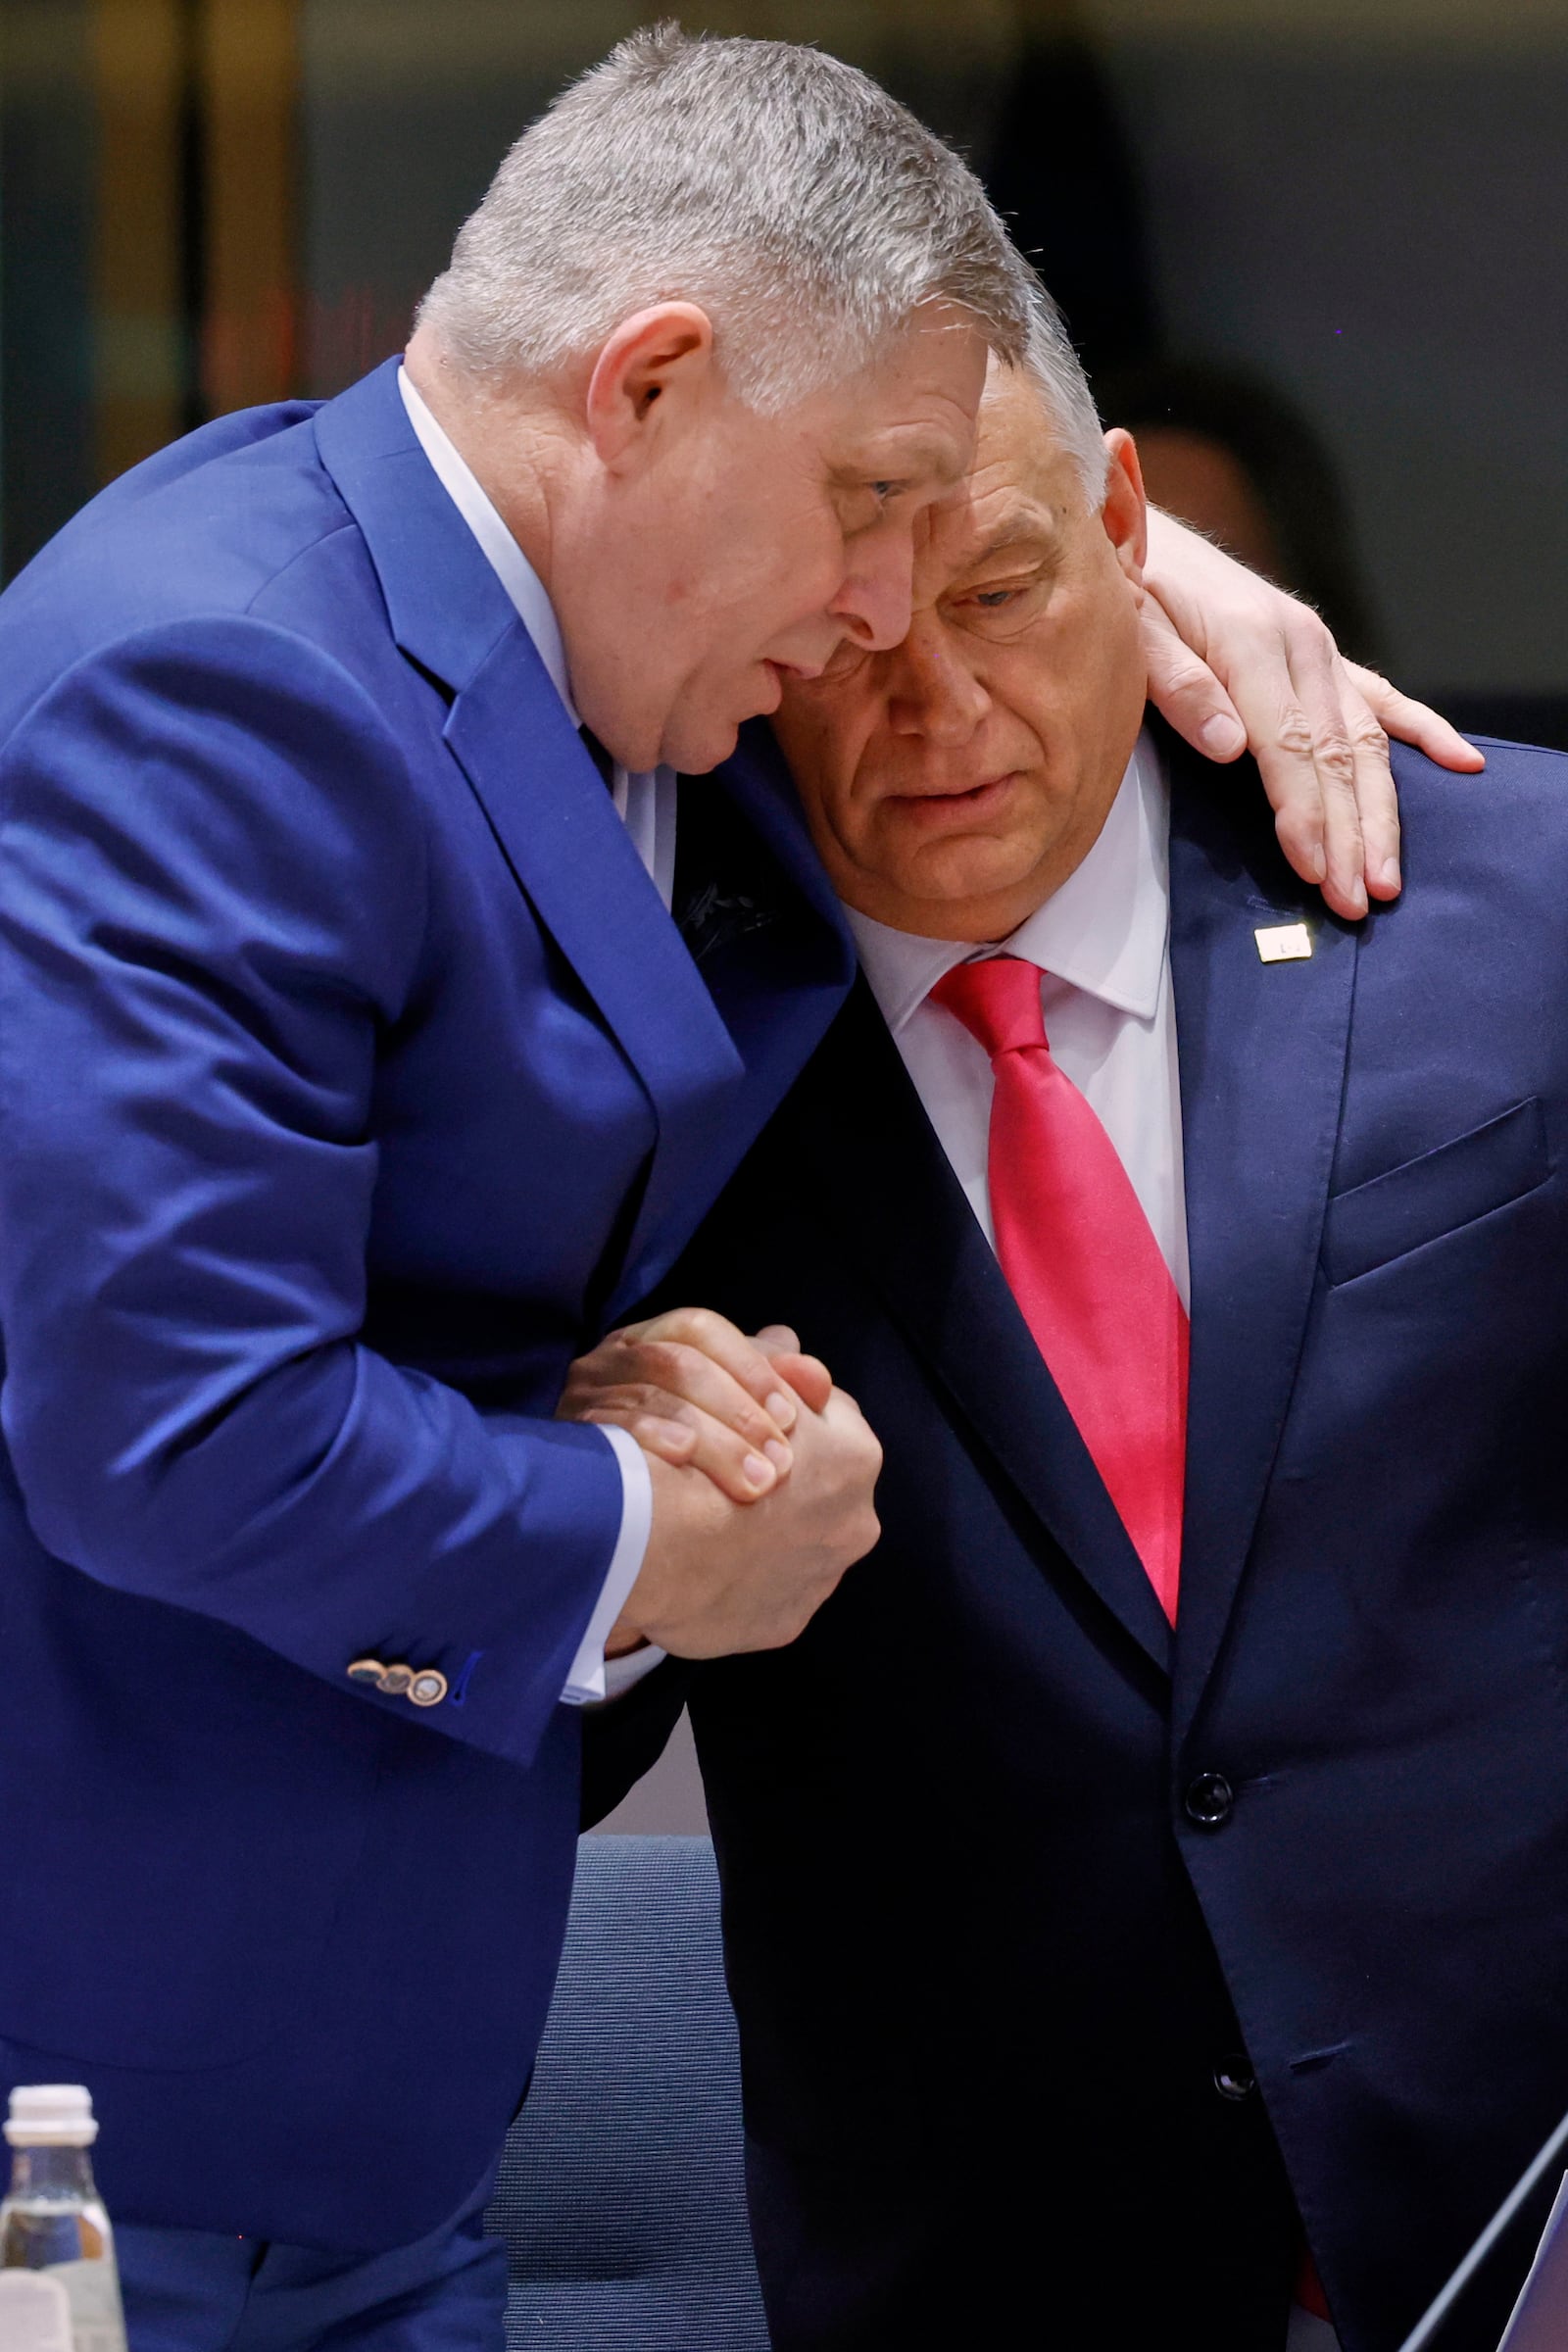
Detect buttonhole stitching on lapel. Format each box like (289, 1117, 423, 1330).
(1289, 2042, 1354, 2075)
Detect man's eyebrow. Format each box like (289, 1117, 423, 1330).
(961, 505, 1061, 564)
(842, 429, 970, 486)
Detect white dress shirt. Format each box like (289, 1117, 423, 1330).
(398, 366, 671, 1704)
(847, 731, 1189, 1303)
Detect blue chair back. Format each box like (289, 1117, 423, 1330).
(485, 1835, 770, 2349)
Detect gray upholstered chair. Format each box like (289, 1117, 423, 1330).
(484, 1835, 770, 2349)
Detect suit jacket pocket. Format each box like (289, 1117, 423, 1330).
(1321, 1097, 1549, 1287)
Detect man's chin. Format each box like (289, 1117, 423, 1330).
(662, 714, 744, 776)
(853, 822, 1054, 930)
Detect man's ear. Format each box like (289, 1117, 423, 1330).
(1100, 427, 1149, 584)
(584, 303, 716, 467)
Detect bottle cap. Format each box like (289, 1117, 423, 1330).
(4, 2086, 98, 2147)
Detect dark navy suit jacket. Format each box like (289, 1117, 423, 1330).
(0, 360, 852, 2252)
(591, 731, 1568, 2352)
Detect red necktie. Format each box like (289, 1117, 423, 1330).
(931, 956, 1187, 1622)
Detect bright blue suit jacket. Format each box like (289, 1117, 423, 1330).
(0, 360, 853, 2251)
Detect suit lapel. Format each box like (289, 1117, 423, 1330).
(1166, 737, 1357, 1731)
(446, 626, 756, 1265)
(790, 983, 1174, 1676)
(606, 729, 856, 1320)
(313, 359, 517, 696)
(315, 361, 779, 1307)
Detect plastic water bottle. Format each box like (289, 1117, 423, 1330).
(0, 2089, 127, 2352)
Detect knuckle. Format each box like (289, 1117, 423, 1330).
(1274, 707, 1316, 758)
(1349, 714, 1391, 758)
(1285, 605, 1334, 654)
(1313, 737, 1358, 792)
(1161, 650, 1214, 698)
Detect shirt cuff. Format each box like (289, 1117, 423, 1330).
(599, 1640, 669, 1702)
(560, 1424, 655, 1705)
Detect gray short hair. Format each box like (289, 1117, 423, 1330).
(1017, 283, 1111, 509)
(417, 23, 1038, 412)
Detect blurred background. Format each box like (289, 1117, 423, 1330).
(4, 0, 1564, 1822)
(4, 0, 1566, 742)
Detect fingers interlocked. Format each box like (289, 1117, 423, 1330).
(557, 1305, 833, 1503)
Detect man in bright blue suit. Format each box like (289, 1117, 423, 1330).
(0, 31, 1015, 2347)
(576, 354, 1557, 2350)
(0, 27, 1473, 2352)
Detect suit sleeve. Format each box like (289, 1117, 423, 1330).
(0, 615, 624, 1768)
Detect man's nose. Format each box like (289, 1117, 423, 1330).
(827, 528, 916, 655)
(886, 621, 989, 745)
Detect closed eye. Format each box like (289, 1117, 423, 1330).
(836, 478, 907, 535)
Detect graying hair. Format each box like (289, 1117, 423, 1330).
(1016, 282, 1111, 509)
(417, 23, 1039, 412)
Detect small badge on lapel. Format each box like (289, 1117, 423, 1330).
(1253, 921, 1314, 963)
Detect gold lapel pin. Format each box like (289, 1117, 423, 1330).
(1254, 922, 1314, 963)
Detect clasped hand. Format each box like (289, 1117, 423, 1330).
(558, 1308, 882, 1660)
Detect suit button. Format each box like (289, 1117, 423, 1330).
(1185, 1771, 1235, 1827)
(1214, 2054, 1256, 2102)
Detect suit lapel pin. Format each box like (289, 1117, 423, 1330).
(1254, 921, 1314, 963)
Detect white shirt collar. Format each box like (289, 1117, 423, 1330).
(397, 365, 578, 724)
(847, 731, 1170, 1037)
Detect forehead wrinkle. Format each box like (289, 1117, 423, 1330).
(867, 421, 973, 477)
(964, 500, 1059, 564)
(970, 376, 1082, 502)
(923, 487, 1060, 596)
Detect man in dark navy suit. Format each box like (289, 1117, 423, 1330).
(578, 341, 1564, 2352)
